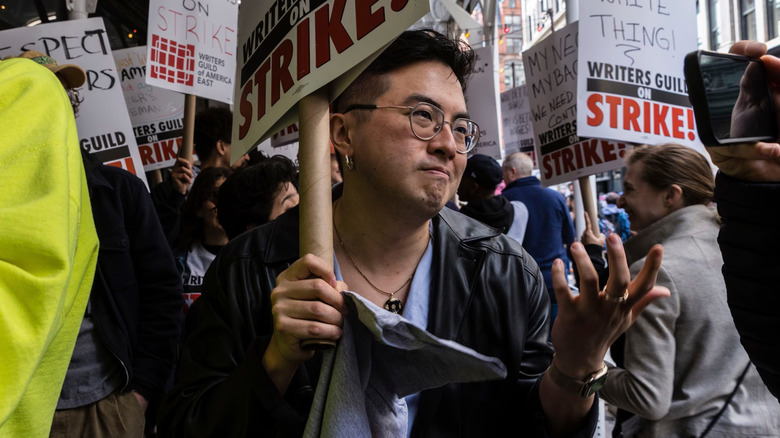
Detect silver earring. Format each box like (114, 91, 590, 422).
(345, 155, 355, 170)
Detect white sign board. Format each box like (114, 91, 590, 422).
(270, 123, 300, 148)
(0, 18, 148, 186)
(523, 22, 631, 186)
(576, 1, 699, 146)
(257, 138, 300, 165)
(500, 85, 535, 158)
(466, 45, 503, 160)
(146, 0, 238, 104)
(232, 0, 429, 162)
(114, 46, 185, 171)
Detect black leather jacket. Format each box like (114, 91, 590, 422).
(159, 205, 598, 437)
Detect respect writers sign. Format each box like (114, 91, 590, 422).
(232, 0, 429, 161)
(146, 0, 238, 103)
(0, 18, 148, 186)
(576, 0, 698, 146)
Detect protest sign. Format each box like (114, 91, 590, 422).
(114, 46, 185, 171)
(576, 0, 698, 146)
(258, 138, 300, 164)
(271, 122, 300, 148)
(539, 138, 631, 184)
(500, 85, 535, 158)
(465, 45, 503, 160)
(0, 18, 148, 186)
(146, 0, 238, 104)
(523, 22, 629, 186)
(232, 0, 430, 162)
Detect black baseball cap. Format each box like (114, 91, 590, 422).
(465, 154, 503, 188)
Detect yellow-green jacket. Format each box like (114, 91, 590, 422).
(0, 58, 99, 437)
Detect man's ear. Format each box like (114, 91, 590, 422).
(330, 113, 354, 158)
(216, 139, 229, 156)
(505, 167, 517, 181)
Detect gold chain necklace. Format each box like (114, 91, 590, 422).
(333, 219, 412, 314)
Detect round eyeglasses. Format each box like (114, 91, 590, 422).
(342, 102, 480, 154)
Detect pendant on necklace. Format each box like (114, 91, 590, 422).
(384, 297, 403, 314)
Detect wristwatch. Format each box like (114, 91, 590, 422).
(547, 356, 609, 398)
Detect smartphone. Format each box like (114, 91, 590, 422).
(684, 50, 778, 145)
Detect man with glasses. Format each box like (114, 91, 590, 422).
(160, 30, 667, 437)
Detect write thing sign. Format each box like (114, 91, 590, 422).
(576, 0, 699, 146)
(232, 0, 429, 162)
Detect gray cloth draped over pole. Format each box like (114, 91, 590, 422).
(303, 291, 508, 437)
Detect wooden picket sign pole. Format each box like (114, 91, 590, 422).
(578, 176, 599, 235)
(298, 88, 336, 350)
(149, 169, 163, 186)
(179, 94, 197, 162)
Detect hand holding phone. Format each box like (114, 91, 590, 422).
(684, 50, 778, 145)
(689, 42, 780, 182)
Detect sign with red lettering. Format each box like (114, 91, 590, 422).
(146, 0, 238, 103)
(0, 18, 148, 187)
(576, 0, 698, 146)
(114, 46, 185, 171)
(271, 123, 300, 148)
(465, 45, 503, 160)
(539, 138, 631, 184)
(523, 22, 625, 185)
(232, 0, 429, 162)
(500, 85, 535, 157)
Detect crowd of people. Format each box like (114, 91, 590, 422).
(2, 30, 780, 438)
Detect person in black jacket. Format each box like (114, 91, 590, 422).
(703, 40, 780, 400)
(458, 153, 528, 244)
(51, 149, 184, 438)
(33, 51, 184, 438)
(159, 29, 667, 437)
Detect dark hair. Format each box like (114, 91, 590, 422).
(626, 143, 714, 206)
(332, 29, 476, 115)
(194, 107, 233, 162)
(217, 155, 298, 239)
(178, 166, 232, 250)
(245, 148, 269, 167)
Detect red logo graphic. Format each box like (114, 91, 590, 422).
(106, 157, 137, 176)
(149, 34, 195, 86)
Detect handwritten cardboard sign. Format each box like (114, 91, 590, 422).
(523, 22, 633, 185)
(232, 0, 429, 162)
(146, 0, 238, 103)
(0, 18, 148, 186)
(114, 46, 185, 171)
(576, 0, 699, 146)
(500, 85, 535, 157)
